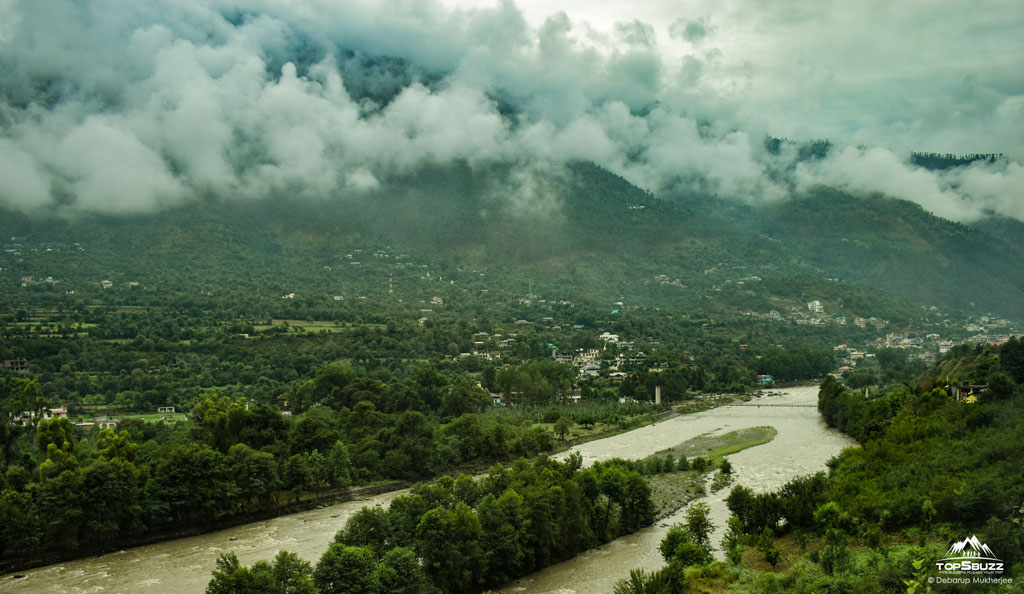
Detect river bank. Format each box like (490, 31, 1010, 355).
(3, 386, 840, 593)
(0, 401, 682, 577)
(498, 385, 857, 594)
(0, 480, 410, 577)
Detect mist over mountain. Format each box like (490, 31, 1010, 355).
(0, 0, 1021, 224)
(3, 159, 1023, 321)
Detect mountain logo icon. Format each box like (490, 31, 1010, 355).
(943, 535, 998, 560)
(935, 535, 1005, 575)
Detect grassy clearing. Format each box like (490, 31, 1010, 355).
(648, 470, 706, 517)
(119, 412, 188, 422)
(253, 320, 387, 333)
(657, 426, 778, 463)
(83, 305, 150, 312)
(535, 420, 619, 441)
(73, 412, 188, 423)
(645, 427, 778, 518)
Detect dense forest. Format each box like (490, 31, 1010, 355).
(2, 355, 669, 564)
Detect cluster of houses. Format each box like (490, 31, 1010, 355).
(9, 407, 120, 430)
(742, 301, 888, 330)
(833, 344, 877, 373)
(9, 406, 180, 428)
(553, 347, 649, 379)
(19, 276, 60, 287)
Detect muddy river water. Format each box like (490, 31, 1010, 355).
(498, 384, 857, 594)
(5, 385, 855, 593)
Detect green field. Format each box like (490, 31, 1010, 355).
(657, 426, 778, 462)
(252, 319, 387, 334)
(73, 412, 188, 423)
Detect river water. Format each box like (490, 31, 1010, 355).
(498, 385, 857, 594)
(3, 490, 403, 593)
(5, 385, 854, 594)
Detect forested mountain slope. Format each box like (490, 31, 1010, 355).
(3, 160, 1021, 320)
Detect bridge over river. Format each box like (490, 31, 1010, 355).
(726, 402, 818, 408)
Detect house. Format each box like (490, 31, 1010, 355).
(627, 352, 648, 365)
(2, 359, 29, 371)
(157, 406, 175, 414)
(44, 408, 68, 419)
(100, 280, 113, 289)
(945, 384, 987, 402)
(95, 417, 118, 430)
(757, 375, 774, 386)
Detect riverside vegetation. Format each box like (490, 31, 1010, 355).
(202, 426, 776, 594)
(611, 338, 1024, 593)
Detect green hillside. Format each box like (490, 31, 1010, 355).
(1, 160, 1020, 322)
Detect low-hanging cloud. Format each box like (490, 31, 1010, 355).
(0, 0, 1020, 223)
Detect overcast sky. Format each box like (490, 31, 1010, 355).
(0, 0, 1021, 220)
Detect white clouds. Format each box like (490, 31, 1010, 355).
(0, 139, 50, 208)
(794, 147, 1024, 223)
(346, 168, 380, 191)
(949, 160, 1024, 222)
(0, 0, 1020, 223)
(57, 117, 186, 213)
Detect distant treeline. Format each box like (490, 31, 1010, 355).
(910, 151, 1003, 170)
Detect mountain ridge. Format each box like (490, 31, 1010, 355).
(1, 161, 1021, 321)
